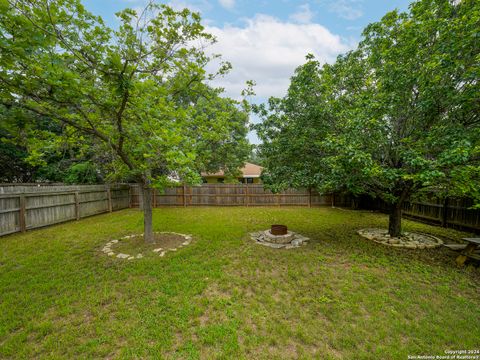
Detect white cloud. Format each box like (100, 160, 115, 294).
(205, 14, 351, 99)
(218, 0, 235, 10)
(289, 4, 314, 24)
(328, 0, 363, 20)
(167, 0, 211, 12)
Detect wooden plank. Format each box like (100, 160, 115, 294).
(443, 244, 467, 251)
(19, 195, 26, 233)
(107, 187, 113, 212)
(0, 208, 20, 215)
(74, 192, 80, 220)
(467, 253, 480, 260)
(462, 238, 480, 244)
(183, 185, 187, 207)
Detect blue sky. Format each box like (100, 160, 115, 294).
(82, 0, 412, 143)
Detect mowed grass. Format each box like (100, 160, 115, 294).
(0, 207, 479, 359)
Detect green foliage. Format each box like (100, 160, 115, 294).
(0, 0, 250, 188)
(63, 162, 99, 184)
(255, 0, 480, 209)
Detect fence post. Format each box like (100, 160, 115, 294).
(128, 186, 132, 208)
(153, 188, 157, 208)
(183, 185, 187, 207)
(245, 184, 249, 207)
(107, 186, 112, 212)
(441, 197, 449, 227)
(308, 188, 312, 208)
(74, 191, 80, 220)
(19, 194, 26, 232)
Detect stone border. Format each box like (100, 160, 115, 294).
(357, 228, 443, 249)
(250, 230, 309, 249)
(101, 232, 192, 260)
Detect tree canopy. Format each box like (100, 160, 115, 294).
(255, 0, 480, 236)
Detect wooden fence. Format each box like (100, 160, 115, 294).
(129, 184, 351, 208)
(2, 183, 479, 236)
(366, 196, 480, 232)
(0, 184, 130, 236)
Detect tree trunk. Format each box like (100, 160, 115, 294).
(388, 203, 403, 238)
(142, 183, 154, 243)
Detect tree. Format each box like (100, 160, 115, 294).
(256, 0, 480, 237)
(0, 103, 107, 183)
(0, 0, 250, 241)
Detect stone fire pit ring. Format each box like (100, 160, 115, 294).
(250, 228, 309, 249)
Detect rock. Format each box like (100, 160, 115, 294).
(136, 254, 143, 259)
(171, 248, 177, 251)
(291, 239, 301, 246)
(111, 239, 119, 244)
(128, 257, 134, 260)
(159, 252, 165, 257)
(182, 241, 189, 246)
(108, 252, 115, 256)
(153, 248, 162, 253)
(117, 253, 129, 259)
(404, 244, 417, 249)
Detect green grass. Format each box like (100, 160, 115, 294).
(0, 207, 479, 359)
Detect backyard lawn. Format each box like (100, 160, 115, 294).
(0, 207, 479, 359)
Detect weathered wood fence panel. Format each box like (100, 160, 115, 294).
(129, 184, 352, 208)
(366, 196, 480, 232)
(0, 184, 130, 236)
(404, 198, 480, 232)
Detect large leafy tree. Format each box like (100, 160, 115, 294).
(0, 104, 105, 183)
(0, 0, 250, 241)
(256, 0, 480, 237)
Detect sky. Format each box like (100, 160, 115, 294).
(83, 0, 412, 143)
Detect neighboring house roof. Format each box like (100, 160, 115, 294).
(201, 162, 263, 178)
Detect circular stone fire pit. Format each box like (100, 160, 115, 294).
(250, 225, 309, 249)
(357, 228, 443, 249)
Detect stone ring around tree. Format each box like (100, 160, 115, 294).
(101, 232, 192, 260)
(357, 228, 443, 249)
